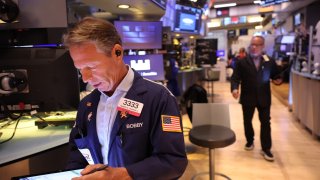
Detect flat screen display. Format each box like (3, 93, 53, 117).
(239, 16, 247, 23)
(0, 47, 80, 113)
(216, 8, 229, 17)
(280, 44, 287, 51)
(114, 21, 162, 50)
(12, 169, 83, 180)
(123, 54, 165, 81)
(231, 17, 239, 24)
(294, 13, 301, 26)
(228, 30, 236, 38)
(239, 28, 248, 36)
(281, 35, 295, 44)
(224, 17, 231, 26)
(216, 50, 225, 57)
(260, 0, 289, 7)
(173, 4, 202, 34)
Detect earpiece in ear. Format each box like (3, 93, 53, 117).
(115, 50, 121, 57)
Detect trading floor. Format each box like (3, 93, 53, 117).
(180, 82, 320, 180)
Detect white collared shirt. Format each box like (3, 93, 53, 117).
(96, 66, 134, 164)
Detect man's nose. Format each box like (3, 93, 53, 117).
(80, 68, 92, 83)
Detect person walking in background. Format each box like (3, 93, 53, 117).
(63, 17, 187, 179)
(228, 47, 247, 69)
(230, 35, 282, 162)
(236, 47, 247, 60)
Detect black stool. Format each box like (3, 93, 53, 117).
(189, 125, 236, 180)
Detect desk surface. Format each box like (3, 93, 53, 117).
(0, 117, 72, 165)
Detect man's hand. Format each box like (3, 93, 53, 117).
(72, 164, 132, 180)
(232, 89, 239, 99)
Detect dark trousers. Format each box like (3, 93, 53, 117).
(242, 105, 271, 151)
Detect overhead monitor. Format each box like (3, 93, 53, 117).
(239, 16, 247, 23)
(227, 29, 236, 38)
(173, 4, 202, 34)
(216, 8, 229, 17)
(294, 13, 301, 26)
(223, 17, 231, 26)
(281, 35, 295, 44)
(260, 0, 289, 7)
(231, 16, 239, 24)
(123, 54, 165, 81)
(0, 47, 80, 113)
(114, 21, 162, 50)
(239, 28, 248, 36)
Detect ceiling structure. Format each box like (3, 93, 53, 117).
(67, 0, 317, 25)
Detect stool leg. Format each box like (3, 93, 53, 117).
(209, 148, 215, 180)
(211, 81, 214, 102)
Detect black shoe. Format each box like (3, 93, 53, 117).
(261, 150, 274, 161)
(244, 142, 254, 151)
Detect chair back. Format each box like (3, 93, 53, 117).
(192, 103, 230, 128)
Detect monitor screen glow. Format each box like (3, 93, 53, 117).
(216, 50, 225, 57)
(280, 44, 286, 51)
(239, 16, 247, 23)
(123, 54, 165, 81)
(294, 13, 301, 26)
(114, 21, 162, 50)
(281, 35, 295, 44)
(224, 17, 231, 26)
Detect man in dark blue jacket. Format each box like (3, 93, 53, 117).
(231, 36, 282, 162)
(63, 17, 187, 180)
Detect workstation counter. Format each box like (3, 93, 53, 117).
(291, 70, 320, 137)
(0, 114, 74, 179)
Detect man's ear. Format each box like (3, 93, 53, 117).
(113, 44, 123, 58)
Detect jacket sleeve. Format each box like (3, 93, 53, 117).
(230, 60, 241, 92)
(125, 88, 188, 180)
(65, 104, 89, 170)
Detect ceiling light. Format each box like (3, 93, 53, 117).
(118, 4, 130, 9)
(214, 3, 237, 8)
(255, 25, 263, 29)
(253, 1, 262, 4)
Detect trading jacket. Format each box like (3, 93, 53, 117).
(231, 55, 281, 107)
(66, 71, 188, 180)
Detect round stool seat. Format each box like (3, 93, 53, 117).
(189, 125, 236, 149)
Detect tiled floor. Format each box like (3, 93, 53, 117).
(179, 81, 320, 180)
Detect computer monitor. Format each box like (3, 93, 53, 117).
(123, 54, 165, 81)
(173, 4, 202, 34)
(294, 13, 301, 26)
(0, 47, 80, 113)
(239, 28, 248, 36)
(228, 30, 236, 38)
(280, 44, 287, 52)
(281, 35, 295, 44)
(195, 39, 218, 66)
(223, 17, 231, 26)
(216, 50, 225, 57)
(114, 21, 162, 50)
